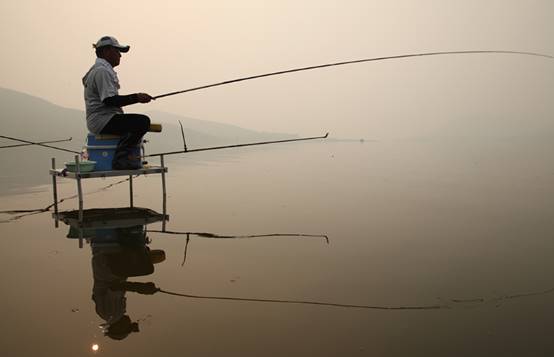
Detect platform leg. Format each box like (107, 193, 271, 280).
(51, 158, 59, 228)
(76, 155, 84, 223)
(161, 155, 167, 231)
(129, 175, 134, 208)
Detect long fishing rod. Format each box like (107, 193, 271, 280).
(0, 137, 73, 149)
(145, 132, 328, 158)
(0, 135, 79, 154)
(153, 50, 554, 100)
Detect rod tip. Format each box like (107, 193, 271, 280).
(324, 132, 329, 138)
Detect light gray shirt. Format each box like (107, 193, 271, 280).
(82, 58, 124, 134)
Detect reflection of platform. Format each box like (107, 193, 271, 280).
(56, 207, 168, 229)
(55, 207, 169, 247)
(49, 156, 168, 224)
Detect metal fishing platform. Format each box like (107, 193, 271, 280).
(47, 128, 327, 226)
(49, 155, 168, 224)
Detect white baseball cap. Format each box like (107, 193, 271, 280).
(93, 36, 130, 53)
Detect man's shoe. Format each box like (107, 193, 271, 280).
(113, 147, 142, 170)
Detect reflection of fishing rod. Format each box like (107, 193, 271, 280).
(153, 50, 554, 100)
(157, 288, 445, 310)
(119, 281, 554, 310)
(0, 135, 78, 154)
(0, 137, 73, 149)
(145, 132, 328, 158)
(147, 230, 329, 242)
(147, 230, 329, 266)
(117, 281, 445, 310)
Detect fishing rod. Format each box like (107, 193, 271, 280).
(0, 135, 79, 154)
(0, 137, 73, 149)
(145, 132, 328, 158)
(153, 50, 554, 100)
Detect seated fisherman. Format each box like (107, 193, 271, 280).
(82, 36, 154, 170)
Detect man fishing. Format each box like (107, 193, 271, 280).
(82, 36, 154, 170)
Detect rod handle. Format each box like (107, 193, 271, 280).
(149, 123, 163, 132)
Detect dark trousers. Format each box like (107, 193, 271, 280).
(100, 114, 150, 168)
(101, 113, 150, 145)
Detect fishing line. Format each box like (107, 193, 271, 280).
(153, 50, 554, 100)
(178, 120, 188, 151)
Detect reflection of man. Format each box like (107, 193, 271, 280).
(91, 226, 165, 340)
(82, 36, 154, 170)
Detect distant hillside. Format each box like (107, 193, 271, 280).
(0, 87, 87, 150)
(0, 87, 295, 195)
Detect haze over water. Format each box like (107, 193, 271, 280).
(1, 137, 554, 356)
(1, 0, 553, 138)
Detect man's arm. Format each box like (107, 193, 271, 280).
(93, 68, 153, 107)
(103, 93, 153, 107)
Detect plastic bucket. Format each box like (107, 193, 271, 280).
(86, 134, 142, 171)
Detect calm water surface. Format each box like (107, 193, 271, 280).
(1, 140, 553, 356)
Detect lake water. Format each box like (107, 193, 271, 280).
(1, 139, 553, 356)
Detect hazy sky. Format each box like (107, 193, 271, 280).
(1, 0, 552, 137)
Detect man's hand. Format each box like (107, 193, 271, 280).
(136, 93, 154, 103)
